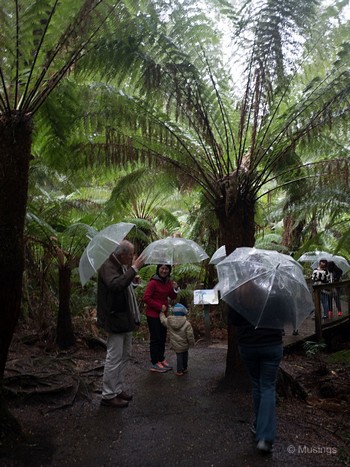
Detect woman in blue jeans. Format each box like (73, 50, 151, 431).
(229, 307, 283, 454)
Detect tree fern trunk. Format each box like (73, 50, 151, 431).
(0, 113, 32, 380)
(215, 196, 255, 254)
(56, 265, 75, 349)
(215, 198, 256, 378)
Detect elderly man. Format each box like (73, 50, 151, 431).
(97, 240, 144, 408)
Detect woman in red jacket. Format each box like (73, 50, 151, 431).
(143, 264, 180, 372)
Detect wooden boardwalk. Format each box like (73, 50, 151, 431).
(207, 280, 350, 350)
(208, 313, 349, 351)
(283, 279, 350, 348)
(283, 313, 349, 348)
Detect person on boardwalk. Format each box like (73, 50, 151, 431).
(160, 301, 195, 376)
(228, 304, 283, 455)
(311, 259, 331, 319)
(328, 261, 343, 317)
(97, 240, 144, 408)
(143, 264, 180, 373)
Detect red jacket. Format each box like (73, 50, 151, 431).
(143, 275, 178, 318)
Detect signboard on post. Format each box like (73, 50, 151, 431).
(193, 289, 219, 342)
(193, 289, 219, 305)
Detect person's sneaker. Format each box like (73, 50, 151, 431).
(116, 391, 133, 401)
(175, 371, 184, 376)
(150, 363, 167, 373)
(338, 311, 342, 317)
(101, 397, 129, 408)
(161, 359, 173, 370)
(328, 311, 333, 319)
(257, 440, 273, 453)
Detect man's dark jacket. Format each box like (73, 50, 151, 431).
(97, 253, 137, 333)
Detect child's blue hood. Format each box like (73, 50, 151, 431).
(173, 303, 188, 316)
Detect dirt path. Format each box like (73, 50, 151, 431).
(2, 341, 349, 466)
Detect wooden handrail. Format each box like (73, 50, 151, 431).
(311, 279, 350, 340)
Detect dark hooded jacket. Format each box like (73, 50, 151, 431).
(228, 307, 283, 347)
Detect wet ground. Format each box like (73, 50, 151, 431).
(2, 340, 349, 466)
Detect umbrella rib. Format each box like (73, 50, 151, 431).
(252, 267, 276, 329)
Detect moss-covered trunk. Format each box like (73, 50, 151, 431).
(282, 213, 305, 254)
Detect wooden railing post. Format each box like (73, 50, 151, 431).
(203, 304, 211, 342)
(312, 279, 350, 340)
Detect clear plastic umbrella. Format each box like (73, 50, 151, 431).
(298, 250, 350, 272)
(79, 222, 135, 286)
(141, 237, 208, 265)
(215, 247, 314, 329)
(209, 245, 226, 265)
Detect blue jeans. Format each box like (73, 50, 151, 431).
(239, 344, 283, 443)
(320, 292, 331, 317)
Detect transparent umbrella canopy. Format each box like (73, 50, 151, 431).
(298, 251, 350, 272)
(209, 245, 226, 265)
(215, 247, 314, 329)
(79, 222, 135, 286)
(141, 237, 209, 265)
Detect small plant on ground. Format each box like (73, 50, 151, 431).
(303, 340, 328, 375)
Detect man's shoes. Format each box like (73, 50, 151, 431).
(116, 391, 133, 401)
(338, 311, 342, 317)
(150, 363, 167, 373)
(257, 440, 273, 454)
(161, 359, 173, 370)
(175, 371, 184, 376)
(101, 397, 129, 408)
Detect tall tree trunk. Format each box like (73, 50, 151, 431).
(0, 112, 32, 440)
(215, 189, 255, 254)
(0, 113, 32, 380)
(215, 197, 256, 379)
(225, 308, 244, 376)
(56, 265, 76, 349)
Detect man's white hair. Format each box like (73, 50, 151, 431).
(114, 240, 134, 256)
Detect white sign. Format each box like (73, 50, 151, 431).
(193, 289, 219, 305)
